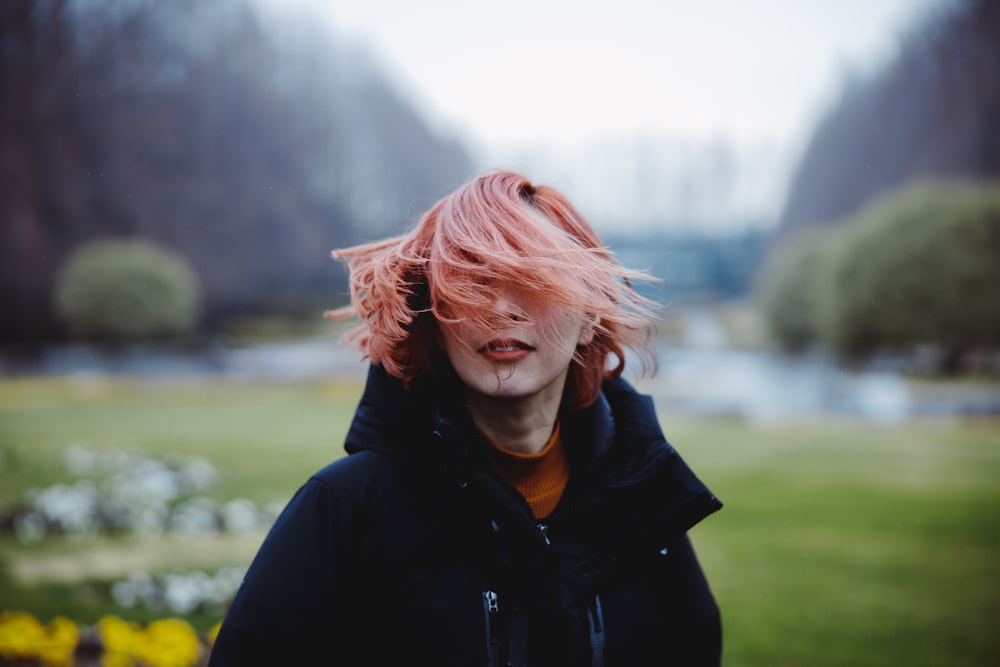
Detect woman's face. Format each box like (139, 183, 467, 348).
(438, 287, 594, 404)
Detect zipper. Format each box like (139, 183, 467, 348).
(537, 522, 551, 545)
(587, 594, 606, 667)
(483, 590, 499, 667)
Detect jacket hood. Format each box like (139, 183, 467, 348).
(344, 363, 460, 458)
(344, 363, 714, 497)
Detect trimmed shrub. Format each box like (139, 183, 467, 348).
(753, 226, 842, 351)
(818, 181, 1000, 364)
(54, 239, 201, 341)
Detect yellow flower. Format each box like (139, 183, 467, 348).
(98, 614, 142, 667)
(0, 610, 47, 659)
(0, 611, 79, 666)
(133, 618, 202, 667)
(37, 615, 79, 667)
(0, 611, 214, 667)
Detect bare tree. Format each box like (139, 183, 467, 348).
(778, 0, 1000, 232)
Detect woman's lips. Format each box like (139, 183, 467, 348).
(478, 338, 534, 363)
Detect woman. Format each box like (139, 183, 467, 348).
(209, 171, 723, 666)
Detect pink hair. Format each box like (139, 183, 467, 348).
(326, 170, 660, 410)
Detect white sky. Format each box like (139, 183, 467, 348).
(261, 0, 953, 232)
(312, 0, 950, 157)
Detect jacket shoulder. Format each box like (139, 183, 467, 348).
(312, 449, 402, 490)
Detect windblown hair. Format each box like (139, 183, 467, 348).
(326, 170, 660, 410)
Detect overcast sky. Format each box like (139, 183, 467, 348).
(312, 0, 949, 153)
(262, 0, 953, 232)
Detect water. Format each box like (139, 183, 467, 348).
(635, 345, 913, 424)
(3, 311, 996, 422)
(2, 340, 369, 382)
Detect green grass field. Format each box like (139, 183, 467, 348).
(1, 375, 998, 666)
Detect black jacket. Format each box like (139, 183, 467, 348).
(209, 364, 723, 666)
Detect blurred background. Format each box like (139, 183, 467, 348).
(1, 0, 998, 665)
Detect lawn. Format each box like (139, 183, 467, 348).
(1, 374, 998, 666)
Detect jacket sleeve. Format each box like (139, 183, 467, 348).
(207, 470, 367, 666)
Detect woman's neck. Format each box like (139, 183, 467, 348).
(466, 381, 564, 455)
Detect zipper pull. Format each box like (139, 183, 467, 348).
(482, 590, 499, 667)
(538, 522, 551, 545)
(484, 590, 499, 613)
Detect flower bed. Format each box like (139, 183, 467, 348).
(1, 443, 284, 542)
(0, 611, 219, 667)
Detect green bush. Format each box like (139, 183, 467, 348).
(753, 226, 841, 351)
(818, 181, 1000, 363)
(54, 239, 201, 341)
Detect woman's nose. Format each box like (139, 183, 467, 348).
(492, 288, 525, 323)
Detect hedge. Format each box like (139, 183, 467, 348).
(756, 180, 1000, 366)
(54, 239, 201, 342)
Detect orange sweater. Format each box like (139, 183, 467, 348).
(484, 421, 569, 519)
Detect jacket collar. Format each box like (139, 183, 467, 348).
(344, 363, 722, 557)
(344, 363, 703, 495)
